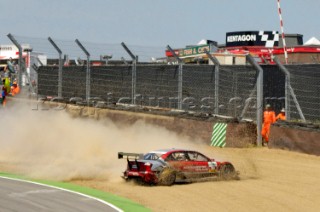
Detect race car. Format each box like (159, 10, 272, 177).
(118, 148, 239, 186)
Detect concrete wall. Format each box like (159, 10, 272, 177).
(71, 104, 319, 154)
(66, 104, 257, 147)
(269, 122, 320, 156)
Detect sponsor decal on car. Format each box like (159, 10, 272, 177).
(195, 166, 209, 171)
(208, 162, 217, 172)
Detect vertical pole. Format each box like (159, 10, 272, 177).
(277, 0, 288, 64)
(75, 39, 90, 102)
(285, 74, 290, 120)
(132, 56, 137, 105)
(167, 45, 183, 110)
(204, 50, 220, 114)
(121, 42, 137, 105)
(178, 63, 183, 110)
(87, 55, 90, 101)
(273, 56, 306, 121)
(246, 54, 263, 146)
(272, 56, 290, 118)
(48, 37, 63, 97)
(214, 64, 219, 114)
(274, 55, 291, 120)
(7, 33, 23, 88)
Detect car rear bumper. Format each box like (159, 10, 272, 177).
(123, 170, 158, 184)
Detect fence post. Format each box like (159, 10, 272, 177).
(121, 42, 137, 105)
(7, 34, 36, 95)
(167, 45, 183, 110)
(48, 37, 63, 98)
(178, 63, 183, 110)
(7, 33, 23, 88)
(246, 54, 263, 146)
(204, 49, 220, 114)
(272, 56, 306, 122)
(121, 57, 128, 65)
(75, 39, 90, 102)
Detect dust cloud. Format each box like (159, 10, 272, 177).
(2, 104, 320, 211)
(0, 104, 203, 182)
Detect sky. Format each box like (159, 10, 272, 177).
(0, 0, 319, 59)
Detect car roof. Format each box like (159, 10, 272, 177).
(149, 148, 193, 155)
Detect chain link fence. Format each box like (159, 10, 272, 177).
(3, 34, 320, 124)
(37, 64, 258, 121)
(286, 65, 320, 122)
(218, 65, 257, 119)
(135, 65, 179, 108)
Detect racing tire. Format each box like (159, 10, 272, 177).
(158, 168, 176, 186)
(219, 163, 237, 181)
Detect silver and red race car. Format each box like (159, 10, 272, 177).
(118, 148, 239, 186)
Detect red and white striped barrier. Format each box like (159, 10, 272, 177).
(277, 0, 288, 64)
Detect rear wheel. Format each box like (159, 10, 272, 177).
(219, 163, 237, 180)
(158, 168, 176, 186)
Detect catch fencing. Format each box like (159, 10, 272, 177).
(37, 64, 258, 120)
(35, 63, 320, 124)
(3, 34, 320, 146)
(285, 65, 320, 122)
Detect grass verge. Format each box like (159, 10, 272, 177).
(0, 172, 151, 212)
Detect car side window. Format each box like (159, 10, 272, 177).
(165, 153, 176, 161)
(187, 152, 208, 162)
(144, 153, 159, 160)
(187, 152, 196, 161)
(197, 154, 209, 162)
(175, 152, 187, 161)
(165, 152, 188, 161)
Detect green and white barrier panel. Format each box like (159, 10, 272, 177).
(211, 123, 227, 147)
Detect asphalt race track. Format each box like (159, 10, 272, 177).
(0, 177, 120, 212)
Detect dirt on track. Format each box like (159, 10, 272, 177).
(71, 148, 320, 212)
(1, 105, 320, 212)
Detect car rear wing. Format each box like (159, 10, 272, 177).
(118, 152, 143, 159)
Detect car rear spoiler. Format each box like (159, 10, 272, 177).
(118, 152, 143, 159)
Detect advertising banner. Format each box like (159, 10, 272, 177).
(226, 31, 279, 48)
(178, 45, 210, 58)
